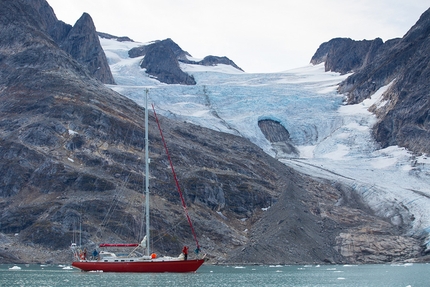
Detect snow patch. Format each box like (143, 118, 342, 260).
(321, 144, 350, 160)
(370, 157, 398, 169)
(339, 80, 394, 115)
(297, 145, 316, 159)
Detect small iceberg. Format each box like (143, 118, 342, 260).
(9, 266, 21, 270)
(62, 266, 73, 270)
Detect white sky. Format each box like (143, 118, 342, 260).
(47, 0, 429, 73)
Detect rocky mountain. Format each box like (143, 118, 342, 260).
(127, 38, 243, 85)
(0, 0, 427, 265)
(311, 8, 430, 154)
(22, 0, 115, 84)
(59, 13, 116, 85)
(310, 37, 399, 75)
(133, 38, 196, 85)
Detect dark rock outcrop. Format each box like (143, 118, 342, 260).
(59, 13, 116, 84)
(128, 38, 195, 84)
(310, 37, 400, 75)
(139, 39, 196, 85)
(258, 119, 299, 158)
(128, 38, 243, 85)
(311, 8, 430, 155)
(129, 38, 191, 60)
(23, 0, 115, 84)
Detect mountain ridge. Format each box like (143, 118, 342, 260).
(126, 37, 243, 84)
(310, 8, 430, 154)
(22, 0, 115, 84)
(0, 0, 428, 265)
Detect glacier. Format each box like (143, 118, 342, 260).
(101, 38, 430, 249)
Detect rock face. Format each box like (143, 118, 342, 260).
(258, 119, 299, 158)
(129, 38, 190, 60)
(184, 55, 244, 71)
(0, 0, 426, 265)
(128, 38, 243, 85)
(336, 231, 422, 263)
(228, 173, 421, 265)
(138, 39, 196, 85)
(311, 8, 430, 155)
(311, 37, 385, 74)
(59, 13, 116, 84)
(24, 0, 115, 84)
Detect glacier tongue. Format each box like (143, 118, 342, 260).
(102, 38, 430, 248)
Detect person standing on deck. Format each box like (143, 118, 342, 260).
(182, 246, 188, 260)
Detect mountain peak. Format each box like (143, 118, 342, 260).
(128, 38, 243, 85)
(310, 37, 385, 74)
(59, 12, 115, 84)
(312, 7, 430, 154)
(140, 39, 196, 85)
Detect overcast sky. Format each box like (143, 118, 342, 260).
(47, 0, 429, 73)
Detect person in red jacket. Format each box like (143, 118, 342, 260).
(182, 246, 188, 260)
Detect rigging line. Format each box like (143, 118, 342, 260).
(101, 173, 129, 228)
(151, 103, 201, 251)
(97, 119, 140, 239)
(101, 185, 121, 226)
(150, 216, 189, 246)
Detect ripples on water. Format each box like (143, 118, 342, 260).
(1, 263, 428, 287)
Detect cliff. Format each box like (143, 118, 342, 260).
(23, 0, 115, 84)
(311, 8, 430, 155)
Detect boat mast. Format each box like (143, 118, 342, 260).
(145, 89, 150, 256)
(79, 219, 81, 247)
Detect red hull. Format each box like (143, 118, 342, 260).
(72, 259, 204, 273)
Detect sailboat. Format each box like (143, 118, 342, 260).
(72, 91, 205, 272)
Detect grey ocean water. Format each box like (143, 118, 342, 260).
(1, 263, 428, 287)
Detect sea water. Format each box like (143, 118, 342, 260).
(0, 263, 428, 287)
